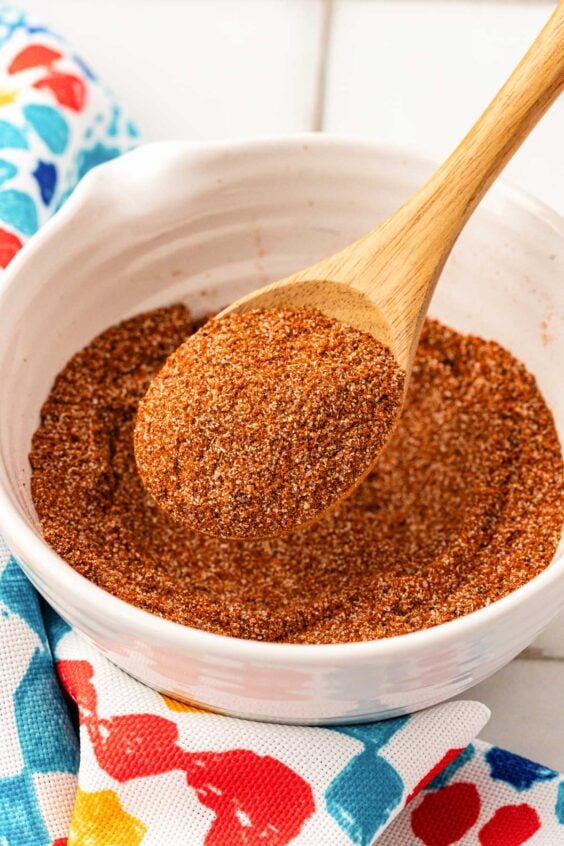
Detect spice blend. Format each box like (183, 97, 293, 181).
(134, 308, 404, 539)
(30, 305, 564, 643)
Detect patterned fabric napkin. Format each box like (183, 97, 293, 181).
(0, 3, 137, 263)
(1, 5, 564, 845)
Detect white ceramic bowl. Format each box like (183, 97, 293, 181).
(0, 136, 562, 724)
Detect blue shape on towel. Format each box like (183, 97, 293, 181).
(485, 747, 558, 791)
(73, 53, 96, 81)
(33, 160, 57, 205)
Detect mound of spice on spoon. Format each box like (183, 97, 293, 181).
(134, 308, 404, 539)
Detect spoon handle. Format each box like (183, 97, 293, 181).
(350, 1, 564, 368)
(247, 3, 564, 374)
(412, 0, 564, 241)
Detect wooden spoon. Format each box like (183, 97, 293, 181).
(221, 2, 564, 377)
(136, 3, 564, 541)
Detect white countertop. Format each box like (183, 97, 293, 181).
(21, 0, 564, 768)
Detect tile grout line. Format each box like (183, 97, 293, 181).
(311, 0, 334, 132)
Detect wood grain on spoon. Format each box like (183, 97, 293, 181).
(222, 1, 564, 375)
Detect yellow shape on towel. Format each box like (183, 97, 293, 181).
(161, 693, 207, 713)
(68, 788, 147, 846)
(0, 88, 18, 107)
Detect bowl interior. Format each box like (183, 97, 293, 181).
(1, 136, 563, 591)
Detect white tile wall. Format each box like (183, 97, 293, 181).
(325, 0, 564, 213)
(20, 0, 325, 138)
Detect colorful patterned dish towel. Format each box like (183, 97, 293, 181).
(0, 5, 563, 845)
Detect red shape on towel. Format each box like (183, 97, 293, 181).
(407, 748, 465, 802)
(411, 782, 481, 845)
(57, 659, 315, 845)
(8, 45, 62, 73)
(479, 804, 541, 845)
(0, 228, 23, 267)
(34, 72, 86, 112)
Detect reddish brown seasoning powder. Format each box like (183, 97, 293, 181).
(134, 308, 405, 539)
(30, 305, 564, 643)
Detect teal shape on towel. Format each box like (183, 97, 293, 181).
(0, 772, 51, 846)
(43, 601, 72, 650)
(555, 782, 564, 824)
(0, 556, 46, 642)
(0, 158, 18, 185)
(76, 141, 120, 179)
(0, 189, 38, 235)
(325, 716, 408, 844)
(23, 104, 69, 154)
(0, 120, 28, 149)
(332, 717, 409, 750)
(326, 750, 404, 845)
(0, 559, 78, 846)
(0, 558, 78, 774)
